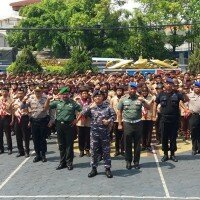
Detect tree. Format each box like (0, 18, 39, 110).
(188, 48, 200, 74)
(10, 48, 42, 74)
(65, 47, 97, 75)
(7, 0, 129, 58)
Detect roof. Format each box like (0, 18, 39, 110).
(10, 0, 41, 11)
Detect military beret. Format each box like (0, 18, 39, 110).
(129, 82, 137, 88)
(194, 82, 200, 87)
(92, 90, 105, 97)
(166, 78, 174, 84)
(59, 86, 70, 94)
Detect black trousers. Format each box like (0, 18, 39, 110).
(124, 121, 142, 163)
(189, 114, 200, 151)
(31, 117, 48, 156)
(0, 115, 12, 151)
(113, 122, 124, 152)
(14, 115, 30, 153)
(141, 120, 153, 148)
(56, 121, 75, 165)
(155, 113, 162, 142)
(77, 126, 90, 152)
(160, 115, 179, 154)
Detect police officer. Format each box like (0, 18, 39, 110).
(48, 87, 82, 170)
(187, 82, 200, 155)
(80, 90, 116, 178)
(153, 78, 188, 162)
(118, 82, 150, 170)
(27, 86, 49, 162)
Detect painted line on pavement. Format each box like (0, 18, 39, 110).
(151, 145, 170, 198)
(0, 151, 35, 191)
(0, 195, 199, 199)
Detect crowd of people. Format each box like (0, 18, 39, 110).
(0, 70, 200, 178)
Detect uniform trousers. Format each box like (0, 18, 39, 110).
(0, 115, 12, 151)
(14, 115, 30, 154)
(31, 117, 48, 156)
(56, 121, 75, 165)
(124, 121, 142, 163)
(189, 114, 200, 151)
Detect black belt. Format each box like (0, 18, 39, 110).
(192, 113, 200, 115)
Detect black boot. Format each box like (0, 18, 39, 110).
(33, 155, 41, 163)
(79, 151, 84, 157)
(126, 161, 132, 170)
(170, 153, 178, 162)
(105, 168, 113, 178)
(161, 154, 169, 162)
(88, 167, 97, 178)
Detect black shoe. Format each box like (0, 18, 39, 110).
(8, 150, 12, 155)
(197, 150, 200, 154)
(16, 152, 25, 157)
(161, 155, 169, 162)
(133, 162, 140, 169)
(79, 151, 84, 157)
(56, 163, 67, 170)
(88, 168, 97, 178)
(141, 146, 146, 151)
(126, 161, 132, 170)
(67, 164, 73, 170)
(114, 151, 120, 157)
(33, 156, 41, 163)
(105, 168, 113, 178)
(0, 149, 4, 154)
(85, 150, 91, 157)
(170, 155, 178, 162)
(42, 156, 47, 162)
(121, 151, 125, 156)
(25, 152, 30, 158)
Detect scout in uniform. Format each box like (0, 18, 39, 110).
(13, 88, 30, 157)
(0, 87, 14, 155)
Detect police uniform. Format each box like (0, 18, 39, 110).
(49, 87, 82, 170)
(187, 82, 200, 155)
(155, 78, 184, 162)
(82, 90, 116, 178)
(27, 86, 49, 162)
(0, 88, 13, 155)
(118, 83, 143, 170)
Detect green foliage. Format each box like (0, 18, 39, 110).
(11, 48, 42, 74)
(6, 62, 16, 73)
(65, 47, 97, 75)
(188, 48, 200, 74)
(44, 65, 65, 74)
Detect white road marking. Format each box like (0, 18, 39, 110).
(0, 195, 199, 199)
(151, 145, 170, 198)
(0, 151, 34, 191)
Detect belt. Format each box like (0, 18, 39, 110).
(192, 113, 200, 115)
(57, 121, 72, 124)
(123, 119, 141, 124)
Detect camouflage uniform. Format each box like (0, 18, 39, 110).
(82, 102, 116, 169)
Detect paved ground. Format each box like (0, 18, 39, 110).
(0, 134, 200, 200)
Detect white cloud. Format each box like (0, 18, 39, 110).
(0, 0, 19, 19)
